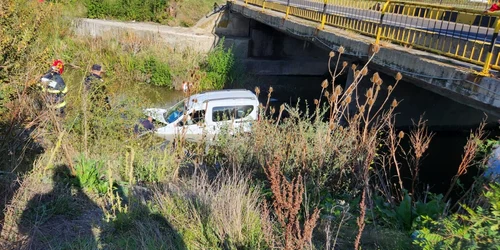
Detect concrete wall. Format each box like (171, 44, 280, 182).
(214, 11, 250, 37)
(73, 18, 218, 53)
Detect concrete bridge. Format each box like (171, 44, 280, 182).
(213, 0, 500, 125)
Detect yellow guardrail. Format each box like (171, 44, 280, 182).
(241, 0, 500, 75)
(406, 0, 493, 10)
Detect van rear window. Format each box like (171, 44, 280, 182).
(212, 105, 254, 122)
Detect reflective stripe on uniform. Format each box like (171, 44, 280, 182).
(46, 88, 61, 94)
(61, 85, 68, 94)
(47, 100, 67, 109)
(39, 85, 62, 94)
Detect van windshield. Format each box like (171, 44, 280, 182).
(164, 99, 186, 124)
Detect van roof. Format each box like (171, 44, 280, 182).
(189, 89, 257, 104)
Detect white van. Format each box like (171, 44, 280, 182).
(145, 89, 259, 142)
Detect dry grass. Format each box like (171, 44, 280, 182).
(168, 0, 226, 27)
(152, 170, 265, 249)
(408, 116, 435, 196)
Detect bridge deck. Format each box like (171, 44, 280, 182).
(230, 1, 500, 116)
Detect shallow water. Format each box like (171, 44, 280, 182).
(140, 84, 185, 108)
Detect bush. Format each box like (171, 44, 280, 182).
(0, 0, 61, 119)
(414, 183, 500, 249)
(374, 190, 446, 232)
(74, 155, 109, 195)
(84, 0, 170, 23)
(199, 43, 234, 90)
(153, 171, 266, 249)
(140, 56, 173, 87)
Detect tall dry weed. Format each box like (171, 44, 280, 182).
(264, 156, 320, 249)
(408, 116, 434, 196)
(444, 120, 487, 201)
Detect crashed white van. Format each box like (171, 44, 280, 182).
(145, 89, 259, 141)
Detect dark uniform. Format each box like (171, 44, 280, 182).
(83, 64, 109, 141)
(39, 70, 68, 115)
(84, 72, 110, 111)
(134, 118, 155, 134)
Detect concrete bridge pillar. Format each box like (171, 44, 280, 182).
(343, 64, 498, 129)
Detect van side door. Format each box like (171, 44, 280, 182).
(175, 109, 207, 142)
(205, 100, 257, 137)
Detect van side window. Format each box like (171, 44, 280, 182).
(212, 105, 254, 122)
(180, 110, 205, 126)
(191, 110, 205, 124)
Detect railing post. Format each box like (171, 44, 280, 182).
(245, 0, 248, 6)
(481, 18, 500, 75)
(262, 0, 266, 11)
(375, 0, 391, 45)
(285, 0, 291, 19)
(320, 0, 328, 30)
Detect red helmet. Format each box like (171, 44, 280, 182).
(51, 59, 64, 74)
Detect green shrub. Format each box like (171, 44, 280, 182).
(374, 190, 446, 232)
(413, 183, 500, 249)
(140, 56, 173, 87)
(84, 0, 170, 23)
(0, 0, 61, 119)
(74, 155, 109, 195)
(200, 43, 234, 90)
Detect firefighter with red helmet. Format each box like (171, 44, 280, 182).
(39, 59, 68, 115)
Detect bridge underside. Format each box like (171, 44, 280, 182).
(224, 2, 500, 118)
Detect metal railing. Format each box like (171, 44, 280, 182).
(238, 0, 500, 75)
(406, 0, 492, 10)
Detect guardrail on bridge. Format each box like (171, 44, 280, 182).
(236, 0, 500, 75)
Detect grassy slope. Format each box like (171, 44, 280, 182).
(74, 0, 226, 27)
(0, 1, 262, 249)
(168, 0, 227, 27)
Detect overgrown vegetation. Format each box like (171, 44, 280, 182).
(83, 0, 225, 26)
(414, 183, 500, 249)
(85, 0, 170, 23)
(200, 43, 235, 90)
(2, 0, 500, 249)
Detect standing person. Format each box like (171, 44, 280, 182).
(485, 0, 500, 13)
(39, 59, 68, 116)
(84, 64, 110, 110)
(83, 64, 110, 144)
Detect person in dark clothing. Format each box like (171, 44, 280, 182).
(84, 64, 102, 91)
(39, 59, 68, 116)
(134, 116, 155, 135)
(84, 64, 110, 110)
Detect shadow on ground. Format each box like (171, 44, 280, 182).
(0, 121, 44, 237)
(8, 165, 185, 250)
